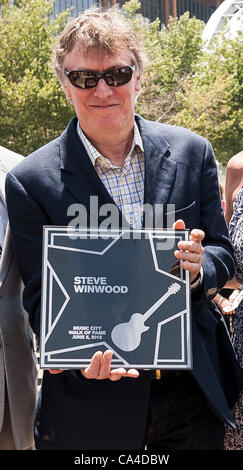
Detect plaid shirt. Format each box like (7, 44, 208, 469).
(77, 122, 145, 228)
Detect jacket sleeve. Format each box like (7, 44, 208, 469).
(199, 139, 234, 299)
(5, 170, 50, 337)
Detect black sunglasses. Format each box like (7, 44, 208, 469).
(64, 65, 135, 89)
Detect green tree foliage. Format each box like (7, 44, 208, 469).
(174, 33, 243, 164)
(123, 1, 243, 164)
(0, 0, 73, 155)
(123, 1, 205, 123)
(0, 0, 242, 163)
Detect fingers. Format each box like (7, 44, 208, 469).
(175, 246, 204, 263)
(48, 369, 65, 374)
(229, 289, 241, 302)
(173, 221, 205, 253)
(80, 350, 139, 382)
(98, 350, 113, 380)
(219, 298, 236, 315)
(173, 219, 185, 230)
(110, 368, 139, 382)
(190, 228, 205, 243)
(174, 248, 203, 279)
(81, 350, 104, 379)
(173, 220, 205, 281)
(48, 352, 139, 382)
(176, 242, 204, 257)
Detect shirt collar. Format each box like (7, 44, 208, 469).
(77, 121, 144, 168)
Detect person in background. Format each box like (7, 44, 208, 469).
(0, 145, 37, 450)
(213, 179, 234, 329)
(213, 154, 243, 326)
(5, 7, 243, 450)
(224, 151, 243, 450)
(213, 177, 238, 331)
(219, 181, 226, 213)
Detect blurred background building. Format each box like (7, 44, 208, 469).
(8, 1, 242, 29)
(52, 0, 225, 25)
(202, 0, 243, 41)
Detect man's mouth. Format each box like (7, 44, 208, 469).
(89, 104, 118, 108)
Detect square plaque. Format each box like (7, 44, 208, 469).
(40, 227, 192, 369)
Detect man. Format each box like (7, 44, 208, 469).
(5, 8, 243, 450)
(0, 145, 37, 450)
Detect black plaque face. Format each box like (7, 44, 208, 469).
(40, 228, 192, 370)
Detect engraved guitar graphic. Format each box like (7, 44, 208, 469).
(111, 282, 181, 352)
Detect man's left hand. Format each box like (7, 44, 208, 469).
(173, 219, 205, 283)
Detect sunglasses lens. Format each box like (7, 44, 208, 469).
(68, 71, 97, 89)
(67, 66, 134, 89)
(108, 67, 133, 86)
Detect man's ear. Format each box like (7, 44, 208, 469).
(62, 83, 72, 101)
(135, 73, 142, 93)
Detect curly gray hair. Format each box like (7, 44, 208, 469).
(51, 6, 147, 83)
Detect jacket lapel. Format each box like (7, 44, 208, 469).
(0, 151, 23, 289)
(0, 169, 6, 204)
(136, 115, 177, 208)
(0, 225, 14, 288)
(59, 116, 177, 228)
(59, 118, 124, 225)
(0, 168, 11, 288)
(60, 118, 115, 204)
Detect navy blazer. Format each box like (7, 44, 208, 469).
(5, 115, 243, 449)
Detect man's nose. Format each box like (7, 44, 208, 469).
(93, 78, 113, 98)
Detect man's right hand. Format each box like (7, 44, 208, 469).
(80, 350, 139, 382)
(49, 369, 65, 374)
(49, 350, 139, 382)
